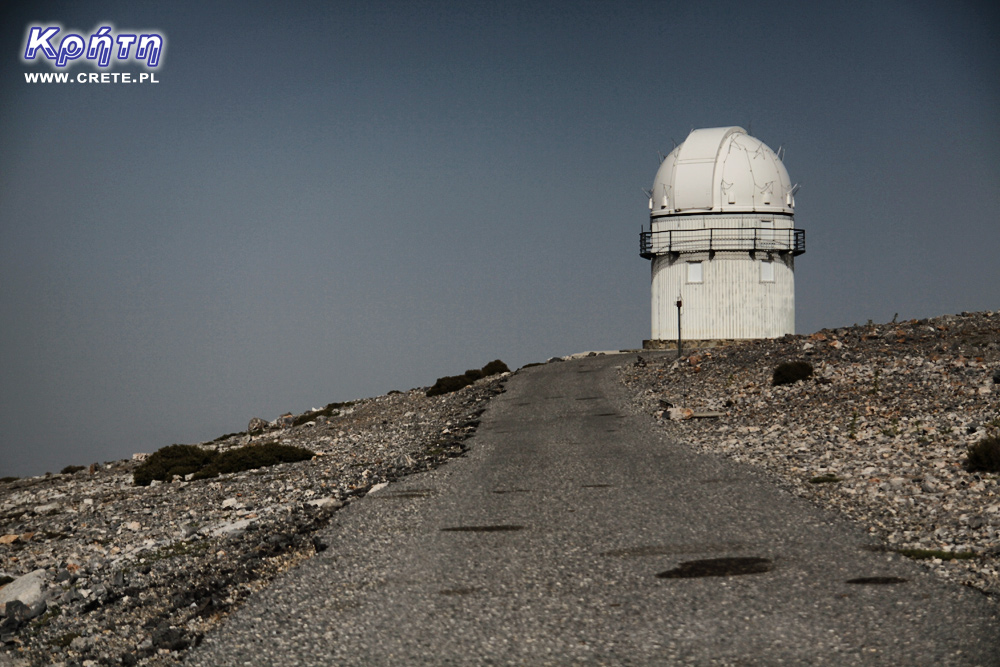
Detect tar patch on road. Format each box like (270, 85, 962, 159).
(846, 576, 908, 585)
(439, 587, 482, 596)
(441, 525, 525, 533)
(602, 543, 746, 558)
(656, 557, 773, 578)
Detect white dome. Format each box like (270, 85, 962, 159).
(651, 127, 795, 215)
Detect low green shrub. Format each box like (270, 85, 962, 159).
(481, 359, 510, 376)
(894, 548, 976, 561)
(211, 431, 245, 443)
(134, 442, 314, 486)
(427, 360, 510, 397)
(965, 435, 1000, 473)
(772, 361, 814, 386)
(808, 474, 841, 484)
(192, 443, 314, 480)
(293, 401, 353, 427)
(427, 374, 472, 397)
(0, 476, 18, 484)
(60, 465, 85, 475)
(133, 445, 216, 486)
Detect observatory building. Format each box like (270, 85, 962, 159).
(640, 126, 805, 347)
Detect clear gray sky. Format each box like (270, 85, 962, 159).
(2, 0, 998, 478)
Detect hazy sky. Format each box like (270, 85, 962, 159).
(1, 1, 998, 478)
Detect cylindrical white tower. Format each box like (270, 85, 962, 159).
(640, 127, 805, 347)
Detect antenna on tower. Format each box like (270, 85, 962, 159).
(641, 188, 653, 199)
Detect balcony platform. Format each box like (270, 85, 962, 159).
(640, 227, 805, 259)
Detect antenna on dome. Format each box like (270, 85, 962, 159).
(777, 145, 784, 160)
(747, 119, 753, 135)
(671, 137, 678, 149)
(657, 151, 665, 163)
(642, 188, 653, 199)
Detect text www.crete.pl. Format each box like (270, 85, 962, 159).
(24, 71, 159, 83)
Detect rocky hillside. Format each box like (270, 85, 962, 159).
(0, 376, 506, 666)
(622, 310, 1000, 600)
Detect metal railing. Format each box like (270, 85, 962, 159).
(640, 227, 805, 259)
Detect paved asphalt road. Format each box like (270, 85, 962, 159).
(188, 353, 1000, 665)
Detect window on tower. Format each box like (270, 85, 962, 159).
(760, 260, 774, 282)
(687, 261, 703, 283)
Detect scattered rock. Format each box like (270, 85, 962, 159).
(0, 373, 507, 664)
(247, 417, 269, 434)
(0, 570, 46, 615)
(623, 310, 1000, 598)
(668, 407, 694, 421)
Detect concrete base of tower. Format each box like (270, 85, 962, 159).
(642, 338, 743, 351)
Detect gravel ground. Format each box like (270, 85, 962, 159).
(0, 374, 506, 666)
(621, 310, 1000, 600)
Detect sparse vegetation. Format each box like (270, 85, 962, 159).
(59, 465, 85, 475)
(134, 443, 314, 486)
(1, 476, 19, 484)
(481, 359, 511, 376)
(427, 360, 510, 397)
(211, 431, 245, 443)
(965, 435, 1000, 473)
(192, 443, 314, 480)
(146, 539, 210, 563)
(772, 360, 813, 386)
(809, 474, 841, 484)
(133, 445, 216, 486)
(293, 401, 354, 427)
(425, 375, 471, 397)
(894, 548, 977, 561)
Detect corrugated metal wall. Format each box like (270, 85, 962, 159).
(651, 253, 795, 340)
